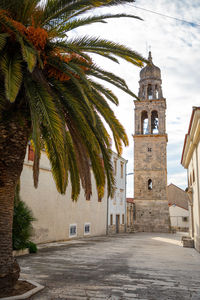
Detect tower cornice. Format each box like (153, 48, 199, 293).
(134, 98, 166, 104)
(133, 134, 168, 142)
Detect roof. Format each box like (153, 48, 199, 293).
(140, 51, 161, 81)
(181, 107, 200, 167)
(167, 183, 189, 210)
(111, 150, 128, 163)
(126, 198, 134, 203)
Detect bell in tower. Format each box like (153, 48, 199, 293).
(133, 52, 170, 233)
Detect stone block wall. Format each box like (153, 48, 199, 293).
(126, 225, 134, 233)
(133, 200, 170, 232)
(134, 136, 167, 201)
(108, 224, 125, 235)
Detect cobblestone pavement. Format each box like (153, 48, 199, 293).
(18, 233, 200, 300)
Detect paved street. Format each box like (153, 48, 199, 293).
(18, 233, 200, 300)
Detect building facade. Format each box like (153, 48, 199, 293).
(108, 152, 127, 234)
(20, 147, 127, 243)
(133, 52, 170, 232)
(20, 146, 108, 244)
(181, 107, 200, 252)
(126, 198, 135, 233)
(168, 183, 189, 232)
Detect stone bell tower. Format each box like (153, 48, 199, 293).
(133, 52, 170, 232)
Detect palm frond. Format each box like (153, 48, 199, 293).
(56, 13, 142, 33)
(20, 39, 37, 73)
(0, 0, 146, 200)
(86, 87, 129, 154)
(0, 52, 23, 102)
(90, 112, 115, 196)
(24, 73, 68, 193)
(47, 56, 96, 123)
(0, 33, 9, 52)
(88, 80, 119, 105)
(41, 0, 138, 26)
(52, 80, 99, 150)
(66, 36, 147, 66)
(87, 66, 138, 99)
(42, 126, 68, 194)
(64, 131, 81, 200)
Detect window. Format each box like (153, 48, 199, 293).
(141, 111, 148, 134)
(120, 162, 124, 178)
(182, 217, 188, 222)
(120, 189, 124, 204)
(148, 179, 152, 190)
(84, 223, 90, 235)
(110, 214, 113, 225)
(147, 84, 153, 100)
(155, 85, 159, 99)
(113, 189, 116, 205)
(147, 147, 152, 152)
(28, 145, 34, 161)
(193, 170, 195, 183)
(69, 224, 77, 237)
(151, 110, 159, 134)
(111, 188, 117, 205)
(113, 159, 117, 175)
(122, 214, 125, 225)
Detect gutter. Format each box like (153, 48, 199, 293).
(106, 191, 109, 235)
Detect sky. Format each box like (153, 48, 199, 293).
(72, 0, 200, 197)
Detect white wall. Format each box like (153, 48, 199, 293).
(187, 141, 200, 250)
(169, 205, 189, 229)
(182, 109, 200, 252)
(108, 153, 127, 227)
(20, 149, 107, 244)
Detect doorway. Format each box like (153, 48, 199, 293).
(116, 215, 120, 233)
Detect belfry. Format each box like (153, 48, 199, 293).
(133, 52, 170, 232)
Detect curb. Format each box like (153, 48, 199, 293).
(1, 280, 44, 300)
(13, 249, 29, 257)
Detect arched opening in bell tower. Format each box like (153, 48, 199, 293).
(155, 85, 159, 99)
(141, 111, 148, 134)
(147, 84, 153, 100)
(151, 110, 159, 134)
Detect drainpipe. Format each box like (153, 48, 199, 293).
(124, 161, 127, 232)
(195, 147, 200, 239)
(126, 171, 134, 231)
(187, 186, 194, 238)
(106, 192, 109, 235)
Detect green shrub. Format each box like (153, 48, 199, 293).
(27, 241, 38, 253)
(12, 183, 36, 251)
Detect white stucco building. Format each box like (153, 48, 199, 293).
(20, 146, 108, 244)
(108, 152, 127, 234)
(167, 183, 189, 232)
(181, 107, 200, 252)
(20, 146, 127, 243)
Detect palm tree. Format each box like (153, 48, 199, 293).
(0, 0, 147, 292)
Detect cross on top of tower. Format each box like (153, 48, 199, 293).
(148, 51, 153, 64)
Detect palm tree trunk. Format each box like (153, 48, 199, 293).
(0, 116, 30, 292)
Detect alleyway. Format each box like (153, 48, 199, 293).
(18, 233, 200, 299)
